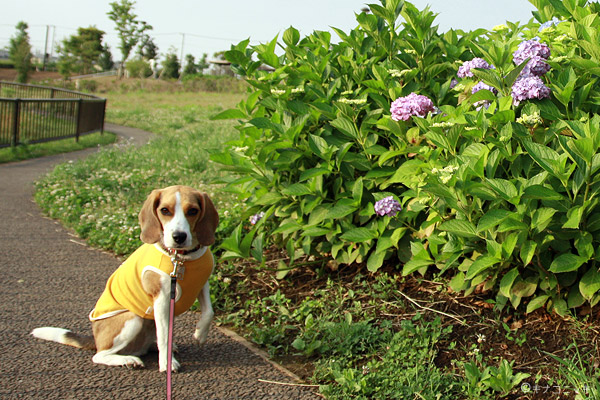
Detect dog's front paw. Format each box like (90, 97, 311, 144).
(123, 356, 145, 369)
(159, 356, 180, 373)
(193, 327, 209, 346)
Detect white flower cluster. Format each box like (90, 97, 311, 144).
(338, 98, 367, 105)
(431, 122, 455, 129)
(388, 69, 411, 78)
(516, 111, 543, 127)
(432, 165, 459, 184)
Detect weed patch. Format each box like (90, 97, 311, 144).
(0, 131, 116, 164)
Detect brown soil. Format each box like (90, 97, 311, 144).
(0, 68, 62, 82)
(222, 252, 600, 400)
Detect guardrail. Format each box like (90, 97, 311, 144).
(0, 81, 106, 148)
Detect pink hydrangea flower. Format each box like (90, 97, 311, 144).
(390, 93, 435, 121)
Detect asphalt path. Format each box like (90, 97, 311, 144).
(0, 125, 319, 399)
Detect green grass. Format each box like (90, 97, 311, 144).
(35, 90, 245, 255)
(0, 131, 117, 163)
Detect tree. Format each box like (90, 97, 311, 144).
(161, 50, 180, 79)
(107, 0, 152, 77)
(183, 54, 197, 75)
(98, 44, 115, 71)
(197, 53, 209, 74)
(137, 29, 159, 61)
(9, 21, 33, 83)
(58, 26, 105, 75)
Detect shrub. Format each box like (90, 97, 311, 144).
(181, 74, 248, 93)
(125, 58, 152, 78)
(161, 52, 180, 79)
(212, 0, 600, 314)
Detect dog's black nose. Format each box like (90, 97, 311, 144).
(172, 231, 187, 244)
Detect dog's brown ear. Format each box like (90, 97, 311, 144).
(195, 193, 219, 246)
(139, 189, 163, 244)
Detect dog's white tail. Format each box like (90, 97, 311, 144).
(31, 327, 96, 351)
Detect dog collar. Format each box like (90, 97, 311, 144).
(159, 243, 203, 256)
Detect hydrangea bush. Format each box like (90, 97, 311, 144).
(213, 0, 600, 314)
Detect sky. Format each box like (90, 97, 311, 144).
(1, 0, 537, 64)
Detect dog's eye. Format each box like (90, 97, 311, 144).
(187, 208, 199, 216)
(160, 208, 171, 216)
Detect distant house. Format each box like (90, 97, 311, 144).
(208, 59, 274, 76)
(0, 49, 10, 60)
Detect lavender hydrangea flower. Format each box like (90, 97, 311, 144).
(513, 40, 551, 64)
(471, 81, 497, 110)
(374, 196, 402, 217)
(471, 81, 498, 95)
(511, 76, 551, 106)
(457, 58, 494, 78)
(250, 211, 265, 225)
(520, 56, 551, 77)
(390, 93, 435, 122)
(513, 40, 551, 78)
(539, 18, 561, 32)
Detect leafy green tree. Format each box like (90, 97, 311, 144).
(137, 30, 158, 60)
(57, 54, 76, 80)
(197, 53, 209, 74)
(98, 44, 115, 71)
(58, 26, 105, 75)
(9, 21, 33, 83)
(107, 0, 152, 77)
(161, 51, 180, 79)
(183, 54, 197, 75)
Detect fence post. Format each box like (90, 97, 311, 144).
(101, 99, 107, 135)
(11, 99, 20, 147)
(75, 98, 82, 142)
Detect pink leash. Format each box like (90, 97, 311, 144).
(167, 250, 183, 400)
(167, 274, 176, 400)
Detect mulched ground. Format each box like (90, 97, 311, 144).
(223, 252, 600, 400)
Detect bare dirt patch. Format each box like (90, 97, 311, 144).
(217, 250, 600, 399)
(0, 68, 61, 82)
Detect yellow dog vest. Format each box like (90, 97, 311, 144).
(90, 243, 213, 321)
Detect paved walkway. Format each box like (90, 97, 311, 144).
(0, 126, 319, 399)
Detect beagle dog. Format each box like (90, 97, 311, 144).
(32, 185, 219, 372)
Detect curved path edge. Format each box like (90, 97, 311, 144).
(0, 124, 319, 399)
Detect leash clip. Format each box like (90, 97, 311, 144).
(168, 250, 185, 280)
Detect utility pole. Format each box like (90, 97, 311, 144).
(50, 25, 56, 60)
(42, 25, 50, 71)
(179, 33, 185, 75)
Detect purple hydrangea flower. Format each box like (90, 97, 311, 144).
(471, 81, 498, 95)
(471, 81, 497, 110)
(457, 58, 494, 78)
(250, 211, 265, 225)
(511, 76, 551, 106)
(539, 18, 560, 31)
(449, 78, 459, 89)
(513, 40, 551, 65)
(390, 93, 435, 121)
(520, 56, 551, 77)
(374, 196, 402, 217)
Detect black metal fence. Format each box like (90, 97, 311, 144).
(0, 81, 106, 148)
